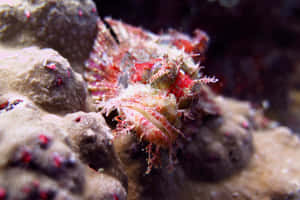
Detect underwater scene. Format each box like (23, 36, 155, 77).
(0, 0, 300, 199)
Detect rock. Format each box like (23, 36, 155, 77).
(180, 116, 253, 181)
(64, 111, 128, 188)
(178, 87, 253, 181)
(0, 94, 127, 200)
(0, 168, 81, 200)
(0, 0, 98, 72)
(85, 167, 127, 200)
(181, 127, 300, 200)
(0, 47, 88, 114)
(0, 1, 299, 200)
(114, 97, 300, 200)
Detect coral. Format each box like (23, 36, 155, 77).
(180, 107, 253, 181)
(0, 94, 127, 200)
(0, 0, 98, 72)
(0, 1, 300, 200)
(85, 167, 127, 200)
(115, 98, 300, 200)
(64, 111, 128, 188)
(0, 47, 87, 114)
(0, 95, 86, 199)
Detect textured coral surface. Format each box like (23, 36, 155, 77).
(0, 0, 98, 72)
(0, 94, 127, 200)
(0, 47, 87, 114)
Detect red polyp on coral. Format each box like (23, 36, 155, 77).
(0, 100, 8, 110)
(21, 149, 32, 164)
(38, 134, 51, 149)
(84, 17, 219, 173)
(52, 152, 63, 168)
(0, 187, 6, 200)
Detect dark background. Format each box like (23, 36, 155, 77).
(94, 0, 300, 131)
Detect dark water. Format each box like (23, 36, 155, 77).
(97, 0, 300, 133)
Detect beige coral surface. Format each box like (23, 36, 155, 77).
(0, 93, 127, 200)
(115, 98, 300, 200)
(0, 0, 98, 73)
(182, 125, 300, 200)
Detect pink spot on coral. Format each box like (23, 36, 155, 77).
(261, 117, 270, 127)
(46, 63, 56, 70)
(25, 11, 31, 19)
(224, 132, 231, 136)
(39, 134, 50, 147)
(56, 77, 63, 86)
(78, 10, 83, 17)
(113, 194, 119, 200)
(242, 121, 249, 129)
(92, 7, 97, 13)
(40, 191, 48, 200)
(53, 153, 63, 168)
(75, 116, 81, 122)
(22, 186, 31, 194)
(32, 180, 40, 188)
(0, 188, 6, 200)
(21, 150, 32, 164)
(67, 69, 71, 78)
(0, 101, 8, 110)
(14, 99, 23, 104)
